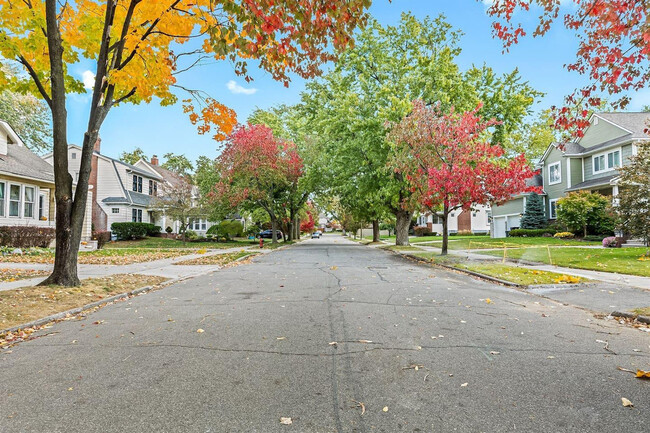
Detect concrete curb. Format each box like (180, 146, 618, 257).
(0, 283, 159, 336)
(396, 251, 525, 288)
(611, 311, 650, 325)
(1, 249, 267, 336)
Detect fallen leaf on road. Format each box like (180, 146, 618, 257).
(460, 383, 468, 387)
(196, 329, 204, 333)
(167, 318, 175, 322)
(547, 356, 555, 359)
(276, 337, 286, 340)
(358, 340, 373, 344)
(350, 400, 366, 415)
(382, 406, 388, 412)
(636, 370, 650, 379)
(621, 397, 634, 407)
(280, 417, 293, 425)
(330, 266, 338, 270)
(485, 298, 493, 304)
(92, 320, 103, 325)
(490, 351, 500, 355)
(329, 341, 337, 346)
(68, 387, 73, 391)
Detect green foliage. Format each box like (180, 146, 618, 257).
(503, 109, 557, 161)
(207, 220, 244, 240)
(508, 228, 556, 237)
(162, 153, 193, 176)
(557, 191, 615, 237)
(119, 147, 147, 165)
(617, 142, 650, 245)
(520, 192, 547, 229)
(110, 223, 159, 240)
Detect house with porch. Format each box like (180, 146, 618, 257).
(1, 119, 92, 241)
(491, 112, 647, 237)
(415, 205, 491, 235)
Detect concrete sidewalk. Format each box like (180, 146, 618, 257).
(0, 246, 267, 291)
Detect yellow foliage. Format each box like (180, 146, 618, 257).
(553, 274, 582, 284)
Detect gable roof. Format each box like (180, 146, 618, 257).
(0, 120, 55, 183)
(595, 112, 649, 138)
(136, 160, 189, 189)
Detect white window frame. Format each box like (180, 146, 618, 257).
(23, 186, 35, 219)
(548, 162, 561, 185)
(0, 181, 5, 217)
(549, 199, 558, 220)
(112, 208, 120, 214)
(8, 184, 21, 217)
(592, 148, 621, 174)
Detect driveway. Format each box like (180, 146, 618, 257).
(1, 234, 648, 432)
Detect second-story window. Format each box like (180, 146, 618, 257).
(149, 180, 158, 196)
(132, 175, 143, 192)
(594, 149, 621, 173)
(548, 162, 561, 185)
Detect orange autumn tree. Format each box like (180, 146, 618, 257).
(0, 0, 371, 286)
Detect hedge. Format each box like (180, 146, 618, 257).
(110, 222, 160, 240)
(0, 226, 56, 248)
(508, 228, 557, 237)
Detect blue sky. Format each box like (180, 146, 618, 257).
(66, 0, 650, 164)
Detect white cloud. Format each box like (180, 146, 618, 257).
(82, 70, 96, 90)
(226, 80, 258, 95)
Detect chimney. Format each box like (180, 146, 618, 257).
(94, 137, 101, 154)
(151, 155, 159, 166)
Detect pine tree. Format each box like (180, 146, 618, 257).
(520, 192, 547, 229)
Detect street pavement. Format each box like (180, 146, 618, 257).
(1, 234, 649, 432)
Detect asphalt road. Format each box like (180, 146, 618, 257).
(1, 234, 648, 432)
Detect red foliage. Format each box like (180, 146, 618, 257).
(213, 124, 303, 209)
(389, 100, 539, 213)
(486, 0, 650, 135)
(300, 202, 317, 233)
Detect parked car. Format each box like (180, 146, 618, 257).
(311, 232, 320, 239)
(259, 230, 282, 240)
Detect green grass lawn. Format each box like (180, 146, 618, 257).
(105, 237, 257, 249)
(410, 252, 586, 285)
(426, 236, 600, 250)
(381, 244, 424, 252)
(478, 247, 650, 277)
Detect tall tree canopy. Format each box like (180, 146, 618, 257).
(0, 0, 371, 285)
(486, 0, 650, 134)
(301, 13, 541, 245)
(119, 147, 147, 165)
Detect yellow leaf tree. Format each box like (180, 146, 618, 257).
(0, 0, 370, 286)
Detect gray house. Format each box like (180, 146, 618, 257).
(491, 112, 646, 237)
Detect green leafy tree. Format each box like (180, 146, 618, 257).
(617, 142, 650, 246)
(504, 110, 558, 162)
(119, 147, 147, 165)
(557, 191, 614, 237)
(301, 13, 541, 246)
(520, 192, 547, 229)
(162, 153, 193, 177)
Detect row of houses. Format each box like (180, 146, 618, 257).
(0, 119, 215, 243)
(415, 112, 647, 238)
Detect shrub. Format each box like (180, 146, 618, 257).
(554, 231, 575, 239)
(520, 192, 548, 229)
(414, 226, 433, 236)
(165, 226, 173, 234)
(0, 226, 56, 248)
(185, 230, 198, 240)
(145, 224, 161, 236)
(457, 230, 473, 236)
(110, 222, 150, 240)
(509, 228, 556, 237)
(583, 235, 605, 242)
(92, 231, 111, 249)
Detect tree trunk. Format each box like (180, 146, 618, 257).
(372, 219, 380, 243)
(441, 205, 450, 256)
(583, 224, 587, 238)
(395, 209, 412, 246)
(294, 216, 300, 239)
(271, 217, 279, 244)
(287, 219, 294, 242)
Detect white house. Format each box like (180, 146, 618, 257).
(44, 140, 162, 232)
(415, 205, 491, 235)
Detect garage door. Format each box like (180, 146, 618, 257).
(493, 217, 507, 238)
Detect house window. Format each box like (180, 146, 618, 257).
(192, 219, 207, 231)
(132, 175, 143, 192)
(132, 208, 142, 222)
(112, 208, 120, 214)
(593, 149, 621, 174)
(149, 180, 157, 196)
(0, 182, 4, 217)
(9, 185, 20, 217)
(39, 194, 45, 219)
(549, 199, 558, 220)
(548, 162, 561, 185)
(71, 152, 77, 159)
(24, 187, 34, 218)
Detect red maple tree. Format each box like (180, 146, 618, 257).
(486, 0, 650, 135)
(213, 124, 303, 243)
(300, 202, 317, 233)
(389, 100, 539, 254)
